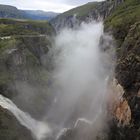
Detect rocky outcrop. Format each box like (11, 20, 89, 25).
(0, 36, 54, 119)
(116, 22, 140, 93)
(56, 118, 107, 140)
(0, 36, 50, 95)
(0, 106, 34, 140)
(108, 79, 131, 126)
(104, 0, 140, 139)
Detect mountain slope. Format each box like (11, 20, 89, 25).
(51, 2, 98, 30)
(0, 5, 25, 19)
(24, 10, 59, 20)
(105, 0, 140, 92)
(0, 18, 54, 116)
(0, 17, 55, 140)
(0, 4, 59, 20)
(51, 0, 124, 30)
(104, 1, 140, 139)
(0, 18, 55, 36)
(55, 2, 98, 18)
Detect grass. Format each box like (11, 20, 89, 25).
(0, 18, 55, 37)
(104, 0, 140, 91)
(105, 0, 140, 46)
(62, 2, 98, 17)
(0, 38, 16, 54)
(54, 2, 98, 20)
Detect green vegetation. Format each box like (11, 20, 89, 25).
(52, 1, 99, 22)
(0, 13, 53, 139)
(0, 18, 55, 36)
(0, 38, 16, 87)
(105, 0, 140, 46)
(0, 18, 54, 99)
(59, 2, 98, 18)
(0, 38, 16, 53)
(105, 0, 140, 90)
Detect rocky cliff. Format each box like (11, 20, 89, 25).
(104, 0, 140, 139)
(0, 19, 55, 140)
(51, 0, 124, 31)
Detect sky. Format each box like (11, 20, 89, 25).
(0, 0, 104, 13)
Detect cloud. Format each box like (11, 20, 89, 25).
(64, 0, 104, 5)
(0, 0, 103, 12)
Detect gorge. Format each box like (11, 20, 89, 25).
(0, 0, 140, 140)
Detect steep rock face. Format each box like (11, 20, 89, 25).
(0, 18, 55, 140)
(0, 36, 50, 94)
(51, 0, 124, 31)
(104, 0, 140, 139)
(105, 0, 140, 119)
(0, 106, 34, 140)
(0, 19, 55, 119)
(0, 36, 53, 118)
(116, 22, 140, 93)
(108, 79, 131, 126)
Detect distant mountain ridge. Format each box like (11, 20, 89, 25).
(0, 4, 59, 20)
(23, 10, 59, 20)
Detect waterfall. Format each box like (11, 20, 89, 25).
(0, 94, 51, 140)
(46, 21, 115, 139)
(0, 21, 115, 140)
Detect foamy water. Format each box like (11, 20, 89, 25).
(0, 94, 51, 140)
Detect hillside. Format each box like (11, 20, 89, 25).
(105, 0, 140, 91)
(55, 2, 98, 18)
(0, 4, 59, 20)
(104, 1, 140, 139)
(0, 4, 25, 19)
(0, 18, 55, 139)
(0, 18, 55, 36)
(51, 2, 99, 30)
(0, 17, 54, 98)
(51, 0, 124, 30)
(24, 10, 59, 20)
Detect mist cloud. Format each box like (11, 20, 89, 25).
(45, 21, 115, 138)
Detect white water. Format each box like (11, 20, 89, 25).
(0, 94, 51, 140)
